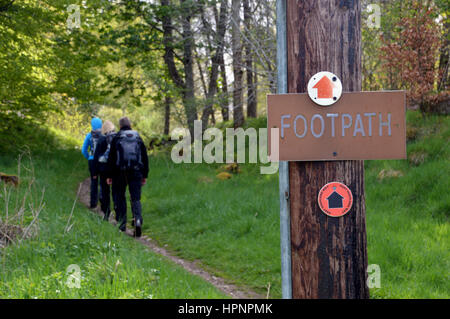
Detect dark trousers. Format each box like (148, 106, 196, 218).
(99, 174, 112, 219)
(113, 170, 143, 231)
(88, 160, 100, 208)
(111, 181, 119, 222)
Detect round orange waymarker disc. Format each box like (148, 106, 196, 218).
(318, 182, 353, 217)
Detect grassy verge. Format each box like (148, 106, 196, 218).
(0, 147, 227, 298)
(142, 158, 280, 296)
(141, 111, 449, 298)
(364, 111, 449, 298)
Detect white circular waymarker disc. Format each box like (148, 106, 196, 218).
(307, 71, 343, 106)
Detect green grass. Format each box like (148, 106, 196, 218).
(0, 148, 227, 298)
(141, 111, 449, 298)
(142, 158, 280, 296)
(364, 111, 450, 298)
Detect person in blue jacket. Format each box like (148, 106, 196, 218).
(82, 117, 103, 208)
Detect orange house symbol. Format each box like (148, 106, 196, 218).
(313, 76, 335, 99)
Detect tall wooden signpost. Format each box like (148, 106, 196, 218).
(271, 0, 406, 298)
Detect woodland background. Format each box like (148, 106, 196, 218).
(0, 0, 448, 145)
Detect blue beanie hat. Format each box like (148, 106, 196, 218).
(91, 117, 102, 130)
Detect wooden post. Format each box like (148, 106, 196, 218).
(286, 0, 369, 298)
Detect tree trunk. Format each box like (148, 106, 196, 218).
(219, 53, 229, 121)
(161, 0, 184, 90)
(287, 0, 369, 299)
(438, 19, 449, 91)
(201, 0, 227, 129)
(243, 0, 257, 118)
(210, 111, 216, 125)
(163, 95, 171, 136)
(231, 0, 244, 127)
(180, 0, 197, 137)
(161, 0, 196, 137)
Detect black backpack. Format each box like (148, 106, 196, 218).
(98, 132, 116, 164)
(116, 130, 142, 170)
(89, 130, 102, 157)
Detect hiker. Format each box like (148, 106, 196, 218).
(81, 117, 103, 209)
(106, 117, 149, 237)
(93, 120, 117, 222)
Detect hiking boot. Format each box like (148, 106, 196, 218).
(103, 210, 110, 221)
(134, 219, 142, 238)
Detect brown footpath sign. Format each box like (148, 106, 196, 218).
(267, 91, 406, 161)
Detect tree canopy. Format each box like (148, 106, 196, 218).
(0, 0, 448, 141)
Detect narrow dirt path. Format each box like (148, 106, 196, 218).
(78, 178, 263, 299)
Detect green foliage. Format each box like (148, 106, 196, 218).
(97, 103, 165, 146)
(45, 94, 91, 142)
(214, 116, 267, 131)
(362, 0, 448, 96)
(1, 0, 448, 141)
(242, 116, 267, 130)
(0, 0, 108, 123)
(0, 114, 78, 155)
(0, 0, 56, 119)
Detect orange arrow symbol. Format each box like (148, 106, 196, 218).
(313, 76, 335, 99)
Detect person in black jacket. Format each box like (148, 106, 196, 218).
(93, 120, 117, 222)
(106, 117, 149, 237)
